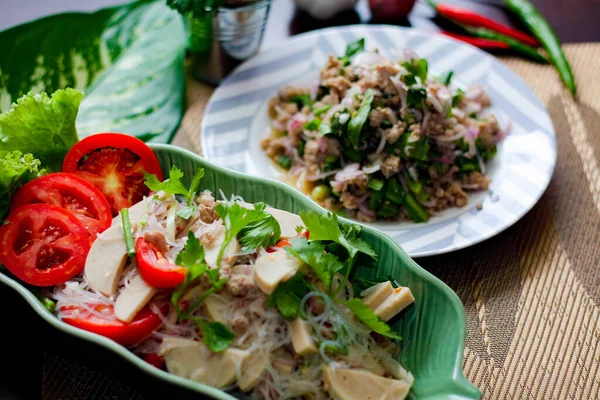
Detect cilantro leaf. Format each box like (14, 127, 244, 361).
(196, 319, 235, 353)
(144, 166, 205, 206)
(313, 104, 332, 116)
(285, 237, 343, 290)
(176, 231, 205, 268)
(344, 298, 402, 340)
(338, 38, 365, 66)
(348, 89, 374, 149)
(402, 58, 428, 83)
(290, 94, 312, 110)
(267, 272, 309, 319)
(239, 214, 281, 251)
(176, 206, 195, 220)
(214, 202, 273, 266)
(406, 87, 426, 108)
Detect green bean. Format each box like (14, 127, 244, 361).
(505, 0, 576, 95)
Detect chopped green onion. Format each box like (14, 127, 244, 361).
(277, 156, 292, 170)
(441, 71, 453, 85)
(120, 208, 136, 257)
(319, 124, 332, 136)
(313, 104, 332, 116)
(368, 178, 384, 191)
(298, 140, 306, 157)
(41, 297, 56, 313)
(304, 119, 321, 130)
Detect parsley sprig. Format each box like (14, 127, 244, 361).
(171, 231, 233, 352)
(214, 202, 280, 266)
(144, 166, 205, 220)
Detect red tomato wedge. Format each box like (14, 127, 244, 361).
(61, 303, 163, 346)
(11, 173, 112, 244)
(62, 133, 163, 217)
(0, 204, 90, 286)
(144, 353, 165, 369)
(136, 237, 186, 288)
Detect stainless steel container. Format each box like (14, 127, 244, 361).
(187, 0, 272, 84)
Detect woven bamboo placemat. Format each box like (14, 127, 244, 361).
(40, 43, 600, 400)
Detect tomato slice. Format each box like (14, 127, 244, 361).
(11, 173, 112, 244)
(136, 237, 186, 288)
(0, 204, 90, 286)
(61, 303, 163, 346)
(144, 353, 165, 369)
(62, 133, 163, 217)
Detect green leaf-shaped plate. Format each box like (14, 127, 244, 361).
(0, 144, 480, 400)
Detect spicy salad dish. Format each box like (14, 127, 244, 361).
(262, 38, 508, 223)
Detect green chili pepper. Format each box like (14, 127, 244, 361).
(505, 0, 576, 95)
(465, 26, 548, 64)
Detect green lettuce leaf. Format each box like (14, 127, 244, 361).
(0, 0, 186, 143)
(0, 89, 82, 171)
(0, 151, 45, 220)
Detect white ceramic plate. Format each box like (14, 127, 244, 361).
(201, 25, 556, 257)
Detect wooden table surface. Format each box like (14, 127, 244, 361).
(0, 1, 598, 399)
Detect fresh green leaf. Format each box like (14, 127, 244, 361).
(196, 319, 235, 353)
(290, 94, 312, 110)
(0, 89, 82, 171)
(441, 70, 453, 85)
(239, 214, 281, 251)
(267, 272, 310, 319)
(176, 232, 205, 269)
(319, 124, 332, 136)
(338, 38, 365, 65)
(344, 298, 402, 340)
(406, 87, 427, 108)
(215, 202, 272, 266)
(0, 1, 186, 143)
(145, 166, 188, 197)
(120, 208, 136, 257)
(348, 89, 374, 149)
(368, 178, 384, 191)
(402, 58, 428, 83)
(305, 119, 321, 130)
(285, 237, 343, 290)
(145, 167, 205, 206)
(0, 151, 45, 220)
(298, 140, 306, 157)
(176, 206, 196, 220)
(313, 104, 332, 116)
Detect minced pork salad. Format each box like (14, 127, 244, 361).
(262, 38, 509, 223)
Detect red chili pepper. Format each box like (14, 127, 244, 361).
(442, 32, 511, 50)
(430, 1, 540, 47)
(143, 353, 165, 369)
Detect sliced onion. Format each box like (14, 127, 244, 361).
(427, 92, 444, 114)
(352, 52, 388, 66)
(335, 163, 362, 182)
(374, 129, 387, 156)
(465, 85, 483, 101)
(338, 113, 350, 124)
(362, 164, 381, 174)
(477, 153, 486, 174)
(408, 166, 418, 182)
(435, 130, 467, 142)
(358, 200, 376, 218)
(467, 127, 480, 139)
(306, 169, 340, 181)
(389, 75, 407, 109)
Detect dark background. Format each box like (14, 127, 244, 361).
(0, 0, 598, 399)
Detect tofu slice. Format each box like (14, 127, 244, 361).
(204, 224, 239, 268)
(373, 287, 415, 321)
(238, 351, 269, 392)
(85, 224, 132, 296)
(161, 338, 249, 388)
(237, 201, 305, 239)
(322, 366, 411, 400)
(114, 274, 157, 322)
(361, 282, 394, 310)
(254, 250, 302, 294)
(203, 294, 231, 325)
(288, 318, 317, 356)
(380, 358, 414, 384)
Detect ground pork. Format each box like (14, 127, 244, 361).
(380, 156, 401, 178)
(226, 266, 258, 297)
(384, 122, 406, 144)
(320, 55, 342, 80)
(261, 137, 287, 158)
